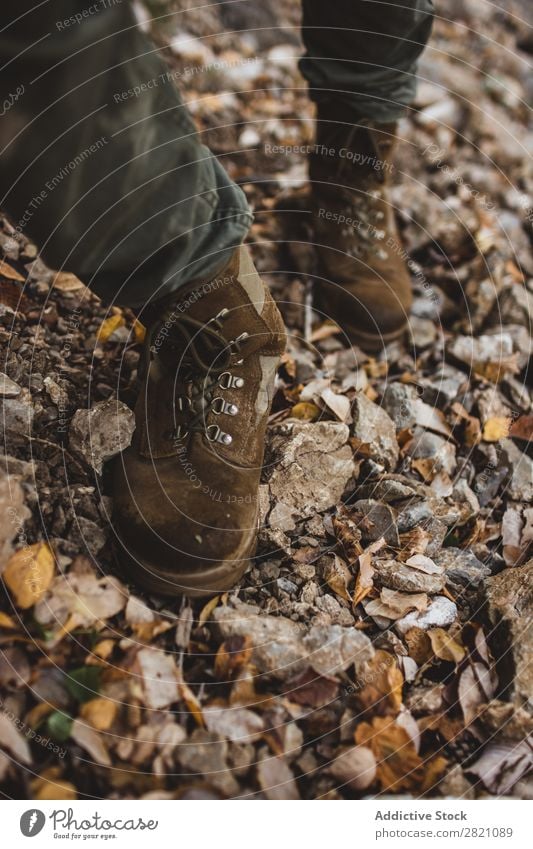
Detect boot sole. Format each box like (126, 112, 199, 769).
(113, 514, 258, 599)
(314, 287, 407, 352)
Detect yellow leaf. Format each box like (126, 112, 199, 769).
(133, 319, 146, 344)
(0, 259, 24, 282)
(179, 680, 204, 727)
(0, 611, 17, 629)
(96, 313, 125, 343)
(291, 401, 321, 421)
(428, 628, 465, 663)
(92, 639, 115, 660)
(198, 594, 220, 627)
(483, 416, 510, 442)
(35, 778, 77, 800)
(80, 698, 117, 731)
(4, 542, 55, 609)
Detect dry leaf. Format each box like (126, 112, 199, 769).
(353, 537, 386, 606)
(96, 313, 125, 343)
(80, 698, 117, 731)
(324, 555, 352, 602)
(468, 739, 533, 795)
(290, 401, 321, 421)
(428, 628, 465, 663)
(34, 571, 126, 633)
(0, 711, 32, 764)
(136, 648, 179, 710)
(483, 417, 510, 442)
(198, 594, 220, 627)
(4, 542, 55, 609)
(320, 387, 351, 423)
(355, 650, 404, 716)
(178, 679, 204, 727)
(0, 259, 24, 282)
(31, 768, 77, 800)
(52, 271, 84, 292)
(0, 612, 17, 629)
(355, 716, 423, 791)
(70, 719, 111, 766)
(214, 634, 253, 680)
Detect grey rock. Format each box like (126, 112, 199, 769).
(395, 596, 457, 635)
(502, 439, 533, 502)
(266, 422, 355, 528)
(381, 383, 419, 430)
(397, 501, 433, 532)
(351, 393, 399, 471)
(484, 559, 533, 712)
(435, 547, 491, 590)
(352, 499, 399, 546)
(213, 603, 373, 680)
(0, 373, 21, 398)
(374, 559, 445, 594)
(407, 429, 457, 475)
(0, 388, 34, 435)
(69, 398, 136, 475)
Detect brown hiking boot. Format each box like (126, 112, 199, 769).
(310, 109, 412, 351)
(112, 246, 286, 597)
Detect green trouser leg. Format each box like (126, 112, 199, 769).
(0, 1, 251, 308)
(300, 0, 434, 123)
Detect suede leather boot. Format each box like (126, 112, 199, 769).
(113, 246, 286, 597)
(310, 109, 412, 350)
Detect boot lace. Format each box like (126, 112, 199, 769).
(145, 308, 249, 446)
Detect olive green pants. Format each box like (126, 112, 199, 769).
(0, 1, 433, 308)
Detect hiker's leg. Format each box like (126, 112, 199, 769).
(0, 1, 251, 308)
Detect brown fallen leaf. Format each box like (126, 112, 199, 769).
(355, 716, 423, 791)
(509, 414, 533, 442)
(355, 650, 404, 716)
(364, 588, 428, 621)
(288, 668, 340, 708)
(353, 537, 386, 606)
(34, 570, 126, 633)
(324, 554, 352, 603)
(4, 542, 55, 609)
(214, 634, 253, 681)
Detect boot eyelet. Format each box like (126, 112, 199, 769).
(219, 372, 244, 389)
(175, 395, 191, 411)
(206, 424, 232, 445)
(212, 397, 239, 416)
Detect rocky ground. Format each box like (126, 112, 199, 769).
(0, 0, 532, 800)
